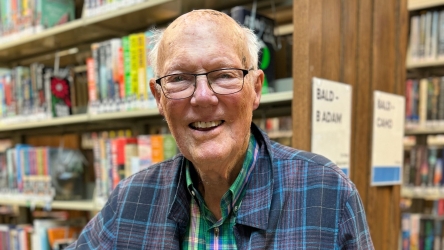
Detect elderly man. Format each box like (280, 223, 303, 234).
(67, 9, 373, 249)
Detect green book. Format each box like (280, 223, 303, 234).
(163, 134, 177, 160)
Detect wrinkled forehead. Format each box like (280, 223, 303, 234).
(158, 10, 247, 69)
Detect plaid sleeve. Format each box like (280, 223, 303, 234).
(337, 189, 374, 249)
(65, 184, 120, 249)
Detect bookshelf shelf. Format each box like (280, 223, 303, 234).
(90, 108, 160, 121)
(406, 58, 444, 69)
(0, 0, 179, 65)
(405, 126, 444, 135)
(0, 114, 89, 131)
(260, 91, 293, 104)
(0, 91, 292, 133)
(267, 130, 292, 139)
(0, 196, 96, 211)
(401, 186, 444, 200)
(408, 0, 444, 11)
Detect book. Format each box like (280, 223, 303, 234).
(410, 214, 421, 250)
(163, 134, 177, 160)
(402, 213, 411, 250)
(50, 76, 72, 117)
(122, 36, 132, 102)
(124, 139, 138, 177)
(138, 135, 152, 171)
(35, 0, 75, 30)
(129, 33, 139, 103)
(151, 135, 164, 165)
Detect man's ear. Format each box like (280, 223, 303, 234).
(150, 79, 165, 116)
(252, 69, 264, 110)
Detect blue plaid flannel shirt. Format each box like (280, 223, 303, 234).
(66, 123, 374, 249)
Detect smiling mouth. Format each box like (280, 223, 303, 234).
(189, 120, 224, 131)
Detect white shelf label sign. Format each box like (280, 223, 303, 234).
(371, 91, 405, 186)
(311, 77, 352, 176)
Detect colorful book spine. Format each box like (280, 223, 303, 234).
(137, 135, 152, 171)
(137, 33, 147, 101)
(163, 134, 177, 160)
(122, 36, 132, 99)
(145, 30, 156, 108)
(129, 34, 139, 100)
(151, 135, 164, 165)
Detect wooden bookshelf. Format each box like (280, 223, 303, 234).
(408, 0, 444, 10)
(0, 197, 97, 211)
(0, 0, 179, 65)
(405, 126, 444, 135)
(402, 186, 444, 200)
(406, 58, 444, 69)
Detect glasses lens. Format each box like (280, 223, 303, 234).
(208, 69, 244, 95)
(162, 73, 195, 99)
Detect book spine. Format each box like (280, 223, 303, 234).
(111, 38, 122, 101)
(439, 10, 444, 59)
(99, 41, 108, 103)
(122, 36, 132, 100)
(91, 132, 103, 200)
(44, 68, 53, 117)
(410, 214, 421, 250)
(91, 43, 101, 104)
(431, 11, 439, 60)
(163, 134, 177, 160)
(124, 139, 138, 177)
(129, 34, 139, 101)
(86, 57, 97, 103)
(137, 135, 151, 170)
(425, 11, 432, 60)
(151, 135, 163, 165)
(419, 78, 429, 127)
(111, 138, 119, 188)
(137, 33, 146, 101)
(117, 39, 125, 100)
(105, 40, 115, 103)
(145, 31, 156, 108)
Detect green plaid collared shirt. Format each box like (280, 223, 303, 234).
(182, 134, 258, 249)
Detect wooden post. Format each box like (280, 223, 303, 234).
(292, 0, 408, 249)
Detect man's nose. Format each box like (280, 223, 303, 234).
(191, 75, 218, 105)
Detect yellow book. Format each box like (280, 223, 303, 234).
(137, 33, 147, 100)
(129, 34, 139, 99)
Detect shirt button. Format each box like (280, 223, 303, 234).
(191, 190, 195, 196)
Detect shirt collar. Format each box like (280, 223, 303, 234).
(185, 134, 259, 220)
(169, 123, 274, 231)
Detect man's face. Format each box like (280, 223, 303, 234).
(151, 14, 263, 170)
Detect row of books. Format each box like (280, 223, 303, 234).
(402, 213, 444, 250)
(88, 131, 178, 204)
(0, 145, 86, 202)
(404, 146, 444, 187)
(408, 9, 444, 63)
(0, 65, 89, 124)
(405, 77, 444, 128)
(82, 0, 146, 17)
(0, 0, 75, 44)
(0, 215, 84, 250)
(87, 31, 157, 114)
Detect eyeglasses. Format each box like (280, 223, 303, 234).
(155, 68, 249, 100)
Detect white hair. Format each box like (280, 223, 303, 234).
(148, 25, 261, 78)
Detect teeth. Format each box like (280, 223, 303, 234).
(192, 121, 222, 129)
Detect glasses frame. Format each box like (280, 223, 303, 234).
(155, 68, 250, 100)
